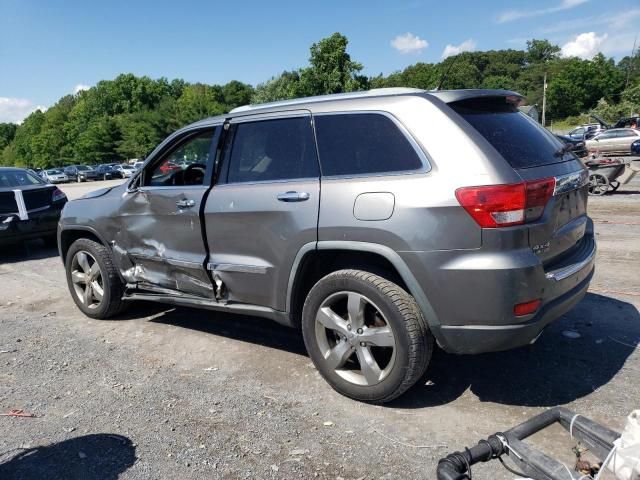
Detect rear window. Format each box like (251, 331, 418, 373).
(451, 97, 571, 169)
(0, 170, 45, 187)
(314, 113, 424, 176)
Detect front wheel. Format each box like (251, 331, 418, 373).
(64, 238, 127, 319)
(302, 270, 433, 403)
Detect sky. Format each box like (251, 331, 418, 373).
(1, 0, 639, 123)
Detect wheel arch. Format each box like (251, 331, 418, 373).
(287, 241, 440, 331)
(58, 226, 110, 264)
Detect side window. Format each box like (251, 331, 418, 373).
(145, 130, 214, 187)
(225, 117, 318, 183)
(314, 113, 423, 176)
(598, 131, 613, 140)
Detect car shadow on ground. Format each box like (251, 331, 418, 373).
(0, 239, 59, 264)
(141, 303, 308, 356)
(392, 293, 639, 408)
(120, 293, 638, 408)
(0, 434, 136, 480)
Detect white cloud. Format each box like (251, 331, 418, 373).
(498, 0, 588, 23)
(73, 84, 91, 94)
(540, 9, 640, 34)
(391, 32, 429, 54)
(561, 32, 608, 59)
(442, 39, 477, 59)
(0, 97, 46, 124)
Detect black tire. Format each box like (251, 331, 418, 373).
(64, 238, 127, 319)
(302, 269, 433, 403)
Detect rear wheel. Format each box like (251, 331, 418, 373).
(588, 173, 609, 196)
(302, 269, 432, 403)
(65, 238, 126, 319)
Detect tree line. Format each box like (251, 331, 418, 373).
(2, 33, 638, 169)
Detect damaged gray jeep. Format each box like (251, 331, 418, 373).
(59, 88, 595, 402)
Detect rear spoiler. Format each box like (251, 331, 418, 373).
(427, 89, 525, 106)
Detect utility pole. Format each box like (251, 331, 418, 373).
(541, 71, 547, 127)
(625, 35, 637, 89)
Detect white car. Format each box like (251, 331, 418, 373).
(42, 169, 70, 184)
(585, 128, 640, 154)
(114, 164, 135, 178)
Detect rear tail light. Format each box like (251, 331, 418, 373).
(455, 177, 555, 228)
(514, 299, 541, 316)
(52, 188, 67, 203)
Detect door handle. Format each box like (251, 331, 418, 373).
(176, 199, 196, 208)
(277, 191, 310, 202)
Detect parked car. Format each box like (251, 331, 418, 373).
(1, 167, 67, 245)
(566, 124, 604, 141)
(133, 161, 145, 170)
(95, 164, 116, 180)
(612, 116, 640, 129)
(585, 128, 640, 154)
(64, 165, 99, 182)
(41, 168, 70, 184)
(113, 164, 135, 178)
(58, 88, 595, 403)
(555, 134, 586, 157)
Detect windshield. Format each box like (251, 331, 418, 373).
(0, 170, 46, 187)
(451, 97, 572, 169)
(77, 165, 92, 171)
(122, 165, 133, 170)
(46, 169, 63, 174)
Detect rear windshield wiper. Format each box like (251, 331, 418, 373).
(553, 142, 575, 157)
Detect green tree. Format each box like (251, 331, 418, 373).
(526, 39, 561, 64)
(252, 71, 302, 103)
(0, 123, 17, 151)
(298, 32, 368, 96)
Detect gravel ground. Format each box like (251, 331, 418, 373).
(0, 177, 639, 480)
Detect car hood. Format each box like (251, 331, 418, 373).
(78, 186, 115, 199)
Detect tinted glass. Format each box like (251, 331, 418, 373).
(146, 130, 214, 187)
(226, 117, 318, 183)
(452, 97, 571, 169)
(597, 131, 615, 139)
(618, 129, 636, 138)
(314, 113, 423, 176)
(0, 170, 45, 187)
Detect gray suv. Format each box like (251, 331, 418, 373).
(58, 88, 595, 403)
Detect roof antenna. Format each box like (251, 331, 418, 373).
(434, 54, 460, 91)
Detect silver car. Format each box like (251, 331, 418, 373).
(58, 88, 595, 403)
(585, 128, 640, 154)
(42, 168, 70, 184)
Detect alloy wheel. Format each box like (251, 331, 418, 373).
(314, 291, 397, 386)
(70, 251, 104, 309)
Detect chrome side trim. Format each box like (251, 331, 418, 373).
(129, 253, 202, 269)
(207, 263, 269, 274)
(545, 242, 596, 282)
(553, 170, 589, 196)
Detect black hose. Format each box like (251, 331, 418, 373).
(436, 435, 504, 480)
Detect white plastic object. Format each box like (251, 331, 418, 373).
(609, 410, 640, 480)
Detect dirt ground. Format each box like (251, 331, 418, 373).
(1, 177, 639, 480)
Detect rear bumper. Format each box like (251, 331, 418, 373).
(0, 206, 63, 245)
(401, 220, 597, 354)
(432, 266, 593, 354)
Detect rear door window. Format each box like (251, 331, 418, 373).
(313, 113, 424, 176)
(451, 97, 571, 169)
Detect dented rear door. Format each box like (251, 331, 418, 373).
(204, 111, 320, 310)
